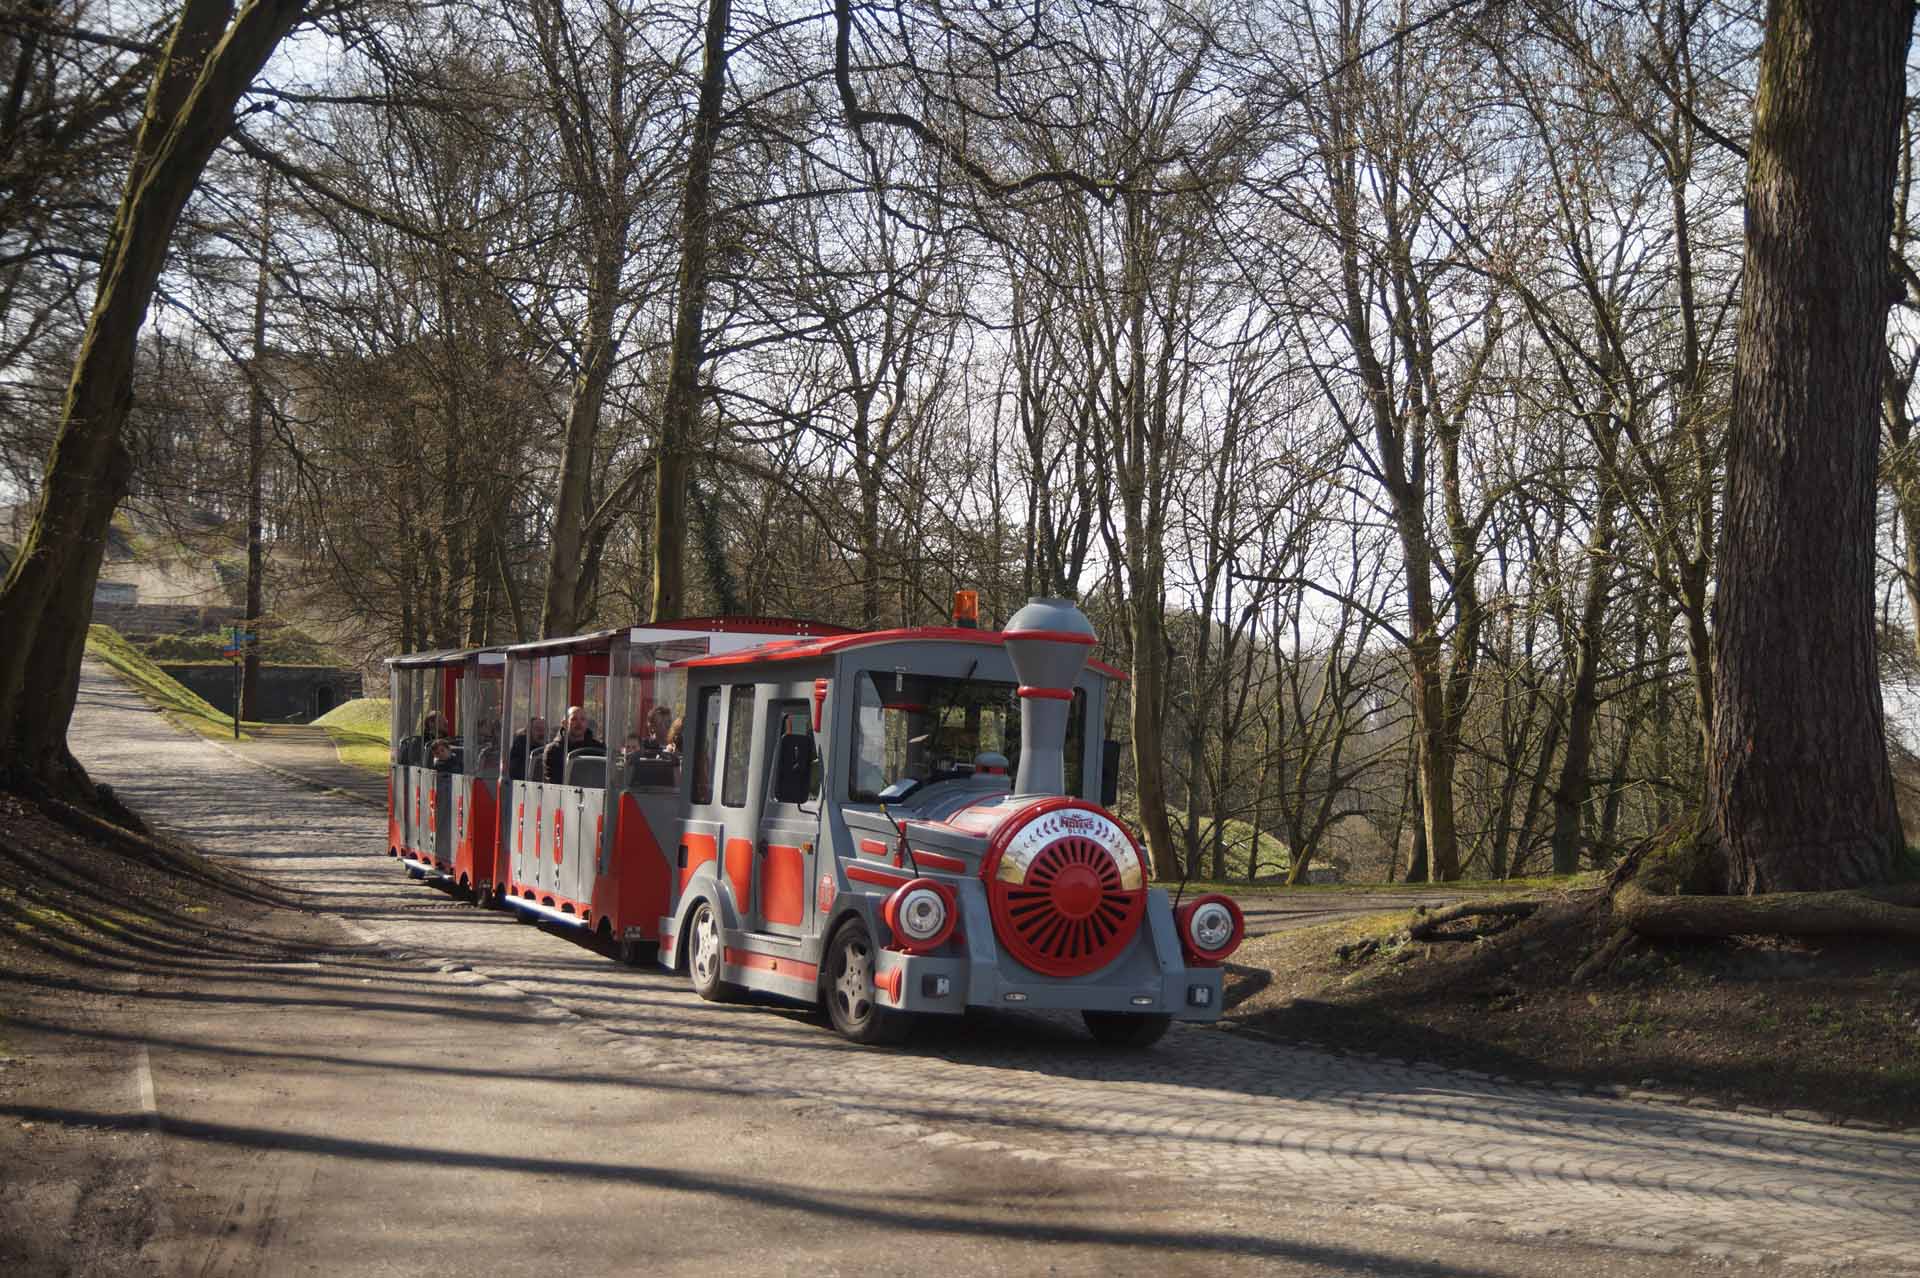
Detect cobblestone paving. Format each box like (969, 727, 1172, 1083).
(70, 665, 1920, 1272)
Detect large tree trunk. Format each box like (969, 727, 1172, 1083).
(650, 0, 730, 622)
(1551, 499, 1617, 874)
(0, 0, 307, 790)
(1707, 0, 1914, 892)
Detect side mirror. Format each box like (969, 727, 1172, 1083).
(773, 732, 816, 804)
(1100, 738, 1122, 808)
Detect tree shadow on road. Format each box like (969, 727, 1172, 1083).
(0, 1100, 1539, 1276)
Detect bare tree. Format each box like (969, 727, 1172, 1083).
(0, 0, 308, 792)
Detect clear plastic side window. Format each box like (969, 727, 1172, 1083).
(766, 701, 820, 807)
(722, 686, 755, 807)
(469, 669, 503, 776)
(691, 686, 723, 805)
(618, 645, 696, 793)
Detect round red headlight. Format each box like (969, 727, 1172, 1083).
(883, 878, 957, 954)
(1175, 893, 1244, 965)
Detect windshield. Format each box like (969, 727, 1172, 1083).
(848, 669, 1084, 802)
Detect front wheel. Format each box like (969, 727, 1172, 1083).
(824, 919, 909, 1045)
(687, 900, 738, 1002)
(1082, 1010, 1172, 1048)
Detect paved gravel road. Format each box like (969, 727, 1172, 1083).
(68, 663, 1920, 1273)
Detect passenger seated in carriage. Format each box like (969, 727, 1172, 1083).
(644, 705, 674, 753)
(539, 705, 602, 783)
(507, 715, 548, 780)
(397, 712, 444, 767)
(429, 737, 461, 772)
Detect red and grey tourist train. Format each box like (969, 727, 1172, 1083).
(384, 596, 1245, 1045)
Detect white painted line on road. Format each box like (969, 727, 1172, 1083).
(134, 1043, 157, 1118)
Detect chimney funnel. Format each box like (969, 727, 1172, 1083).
(1003, 597, 1096, 795)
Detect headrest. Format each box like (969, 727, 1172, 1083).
(566, 753, 607, 789)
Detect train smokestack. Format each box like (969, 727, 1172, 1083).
(1003, 597, 1096, 795)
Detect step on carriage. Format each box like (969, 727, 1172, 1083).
(387, 597, 1246, 1045)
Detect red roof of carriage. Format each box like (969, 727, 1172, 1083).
(672, 626, 1127, 680)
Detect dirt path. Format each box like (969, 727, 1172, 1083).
(9, 661, 1916, 1276)
(1234, 891, 1460, 936)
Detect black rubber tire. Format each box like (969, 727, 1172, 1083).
(823, 918, 910, 1045)
(686, 900, 739, 1002)
(1082, 1010, 1173, 1048)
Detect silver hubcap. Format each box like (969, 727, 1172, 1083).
(691, 906, 720, 986)
(834, 934, 874, 1024)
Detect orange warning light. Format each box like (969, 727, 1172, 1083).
(952, 590, 980, 629)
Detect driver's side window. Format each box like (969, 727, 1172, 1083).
(851, 689, 890, 802)
(766, 702, 819, 807)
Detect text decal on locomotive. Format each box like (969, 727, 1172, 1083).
(995, 808, 1143, 890)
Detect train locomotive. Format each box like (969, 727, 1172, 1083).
(386, 596, 1246, 1045)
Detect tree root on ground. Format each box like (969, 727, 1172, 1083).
(1407, 900, 1541, 942)
(1570, 926, 1637, 985)
(1333, 900, 1546, 966)
(1566, 823, 1920, 981)
(1615, 880, 1920, 940)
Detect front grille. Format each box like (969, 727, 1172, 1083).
(989, 833, 1143, 977)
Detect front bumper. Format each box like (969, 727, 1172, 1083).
(871, 888, 1228, 1019)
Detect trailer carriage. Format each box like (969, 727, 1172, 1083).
(387, 646, 506, 896)
(386, 598, 1245, 1045)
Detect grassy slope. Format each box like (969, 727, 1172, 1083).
(85, 625, 249, 741)
(314, 697, 390, 772)
(144, 628, 340, 664)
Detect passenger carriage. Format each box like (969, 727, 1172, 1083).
(386, 646, 507, 897)
(490, 617, 844, 939)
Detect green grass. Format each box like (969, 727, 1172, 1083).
(86, 624, 254, 741)
(315, 697, 390, 773)
(144, 625, 340, 664)
(313, 697, 390, 735)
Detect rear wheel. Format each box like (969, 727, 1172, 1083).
(687, 900, 739, 1002)
(824, 919, 909, 1045)
(1082, 1010, 1172, 1048)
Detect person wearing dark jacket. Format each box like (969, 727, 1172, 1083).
(540, 705, 602, 783)
(507, 715, 549, 781)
